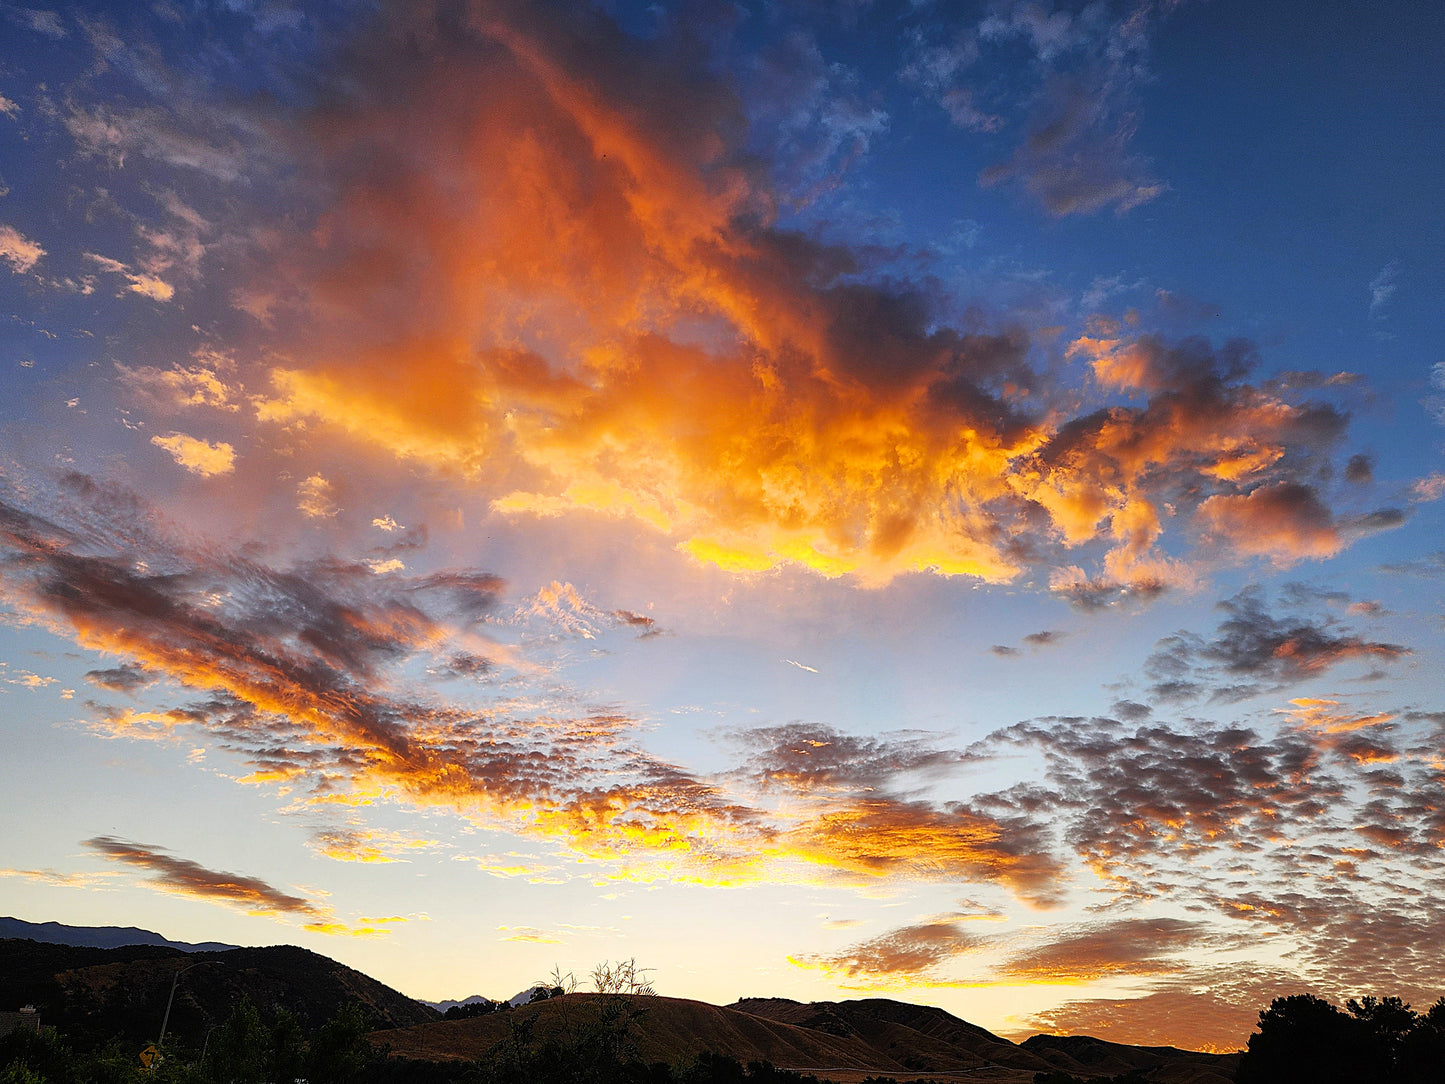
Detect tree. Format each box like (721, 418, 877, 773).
(1237, 993, 1369, 1083)
(1398, 997, 1445, 1084)
(1347, 995, 1416, 1070)
(305, 1001, 375, 1084)
(204, 997, 269, 1084)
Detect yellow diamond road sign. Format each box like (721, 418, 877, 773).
(139, 1044, 159, 1068)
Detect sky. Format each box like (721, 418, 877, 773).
(1, 0, 1443, 1054)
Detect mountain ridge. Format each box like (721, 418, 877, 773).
(0, 916, 240, 953)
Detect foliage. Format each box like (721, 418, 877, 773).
(0, 996, 381, 1084)
(1237, 992, 1445, 1083)
(442, 1002, 500, 1020)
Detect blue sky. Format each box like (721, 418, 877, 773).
(1, 0, 1443, 1051)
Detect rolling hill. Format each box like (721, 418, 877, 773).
(0, 938, 438, 1048)
(370, 993, 1240, 1083)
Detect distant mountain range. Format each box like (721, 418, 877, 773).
(0, 916, 240, 953)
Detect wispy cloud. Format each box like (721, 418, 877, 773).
(83, 835, 321, 916)
(0, 225, 45, 273)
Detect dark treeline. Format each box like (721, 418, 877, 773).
(0, 997, 373, 1084)
(1236, 993, 1445, 1083)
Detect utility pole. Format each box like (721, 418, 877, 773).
(157, 961, 203, 1048)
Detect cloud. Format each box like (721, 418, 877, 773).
(117, 354, 240, 412)
(0, 474, 1058, 901)
(1368, 260, 1400, 318)
(996, 917, 1208, 982)
(0, 866, 113, 889)
(1197, 482, 1344, 563)
(1143, 588, 1409, 702)
(4, 7, 65, 38)
(1426, 362, 1445, 427)
(150, 432, 236, 476)
(737, 723, 963, 797)
(905, 0, 1176, 216)
(1411, 473, 1445, 502)
(84, 252, 175, 301)
(992, 629, 1064, 655)
(84, 663, 155, 694)
(1020, 971, 1289, 1052)
(64, 100, 250, 182)
(309, 827, 437, 863)
(83, 835, 322, 916)
(790, 914, 982, 982)
(0, 225, 45, 273)
(1343, 453, 1373, 485)
(297, 474, 340, 519)
(224, 3, 1367, 597)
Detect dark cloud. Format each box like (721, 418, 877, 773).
(1143, 588, 1408, 702)
(736, 723, 963, 796)
(990, 629, 1064, 655)
(1110, 699, 1151, 721)
(974, 703, 1445, 1005)
(611, 609, 663, 638)
(1344, 452, 1374, 484)
(83, 836, 320, 915)
(84, 663, 154, 693)
(1380, 551, 1445, 576)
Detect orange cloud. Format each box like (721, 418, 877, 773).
(236, 3, 1366, 595)
(996, 917, 1206, 983)
(0, 224, 45, 273)
(84, 835, 322, 917)
(789, 914, 982, 983)
(1197, 482, 1342, 563)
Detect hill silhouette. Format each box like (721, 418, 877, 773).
(0, 937, 438, 1048)
(371, 993, 1240, 1083)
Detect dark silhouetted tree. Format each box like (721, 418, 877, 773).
(1237, 993, 1370, 1083)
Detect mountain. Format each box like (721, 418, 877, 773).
(369, 993, 1240, 1083)
(1022, 1033, 1241, 1083)
(0, 938, 439, 1049)
(732, 996, 1054, 1075)
(0, 916, 239, 953)
(371, 993, 914, 1074)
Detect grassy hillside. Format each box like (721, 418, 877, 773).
(0, 938, 438, 1048)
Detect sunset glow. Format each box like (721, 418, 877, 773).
(2, 0, 1442, 1054)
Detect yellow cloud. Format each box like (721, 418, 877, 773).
(150, 432, 236, 476)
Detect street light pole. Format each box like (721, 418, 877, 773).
(157, 961, 202, 1048)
